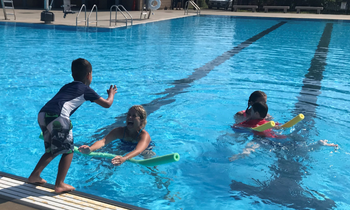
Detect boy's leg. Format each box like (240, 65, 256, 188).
(229, 142, 260, 161)
(47, 116, 75, 193)
(28, 152, 54, 184)
(55, 153, 75, 193)
(29, 112, 52, 184)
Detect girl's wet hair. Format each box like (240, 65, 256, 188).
(129, 105, 147, 127)
(248, 90, 267, 104)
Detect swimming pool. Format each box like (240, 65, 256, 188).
(0, 15, 350, 209)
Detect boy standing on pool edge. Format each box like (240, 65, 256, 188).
(28, 58, 118, 193)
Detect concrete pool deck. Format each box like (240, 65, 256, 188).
(1, 9, 350, 29)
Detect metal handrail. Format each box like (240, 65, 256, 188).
(87, 4, 98, 27)
(110, 5, 133, 27)
(1, 0, 16, 20)
(118, 5, 133, 25)
(184, 0, 200, 15)
(49, 0, 54, 10)
(76, 4, 86, 26)
(110, 5, 118, 26)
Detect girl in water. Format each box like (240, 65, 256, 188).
(234, 90, 272, 124)
(79, 105, 154, 166)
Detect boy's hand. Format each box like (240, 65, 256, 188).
(94, 85, 117, 108)
(107, 85, 117, 96)
(111, 155, 127, 166)
(78, 145, 91, 154)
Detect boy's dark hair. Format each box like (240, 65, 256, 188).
(71, 58, 92, 82)
(252, 102, 268, 118)
(248, 90, 267, 104)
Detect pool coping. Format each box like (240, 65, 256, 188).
(1, 9, 350, 30)
(0, 171, 147, 210)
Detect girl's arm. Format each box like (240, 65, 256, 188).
(79, 127, 123, 154)
(111, 130, 151, 166)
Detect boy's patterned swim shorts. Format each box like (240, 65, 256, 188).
(38, 112, 74, 157)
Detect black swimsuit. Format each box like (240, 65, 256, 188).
(119, 127, 154, 152)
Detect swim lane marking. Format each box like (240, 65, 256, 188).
(294, 23, 333, 119)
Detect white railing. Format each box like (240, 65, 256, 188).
(184, 1, 200, 15)
(87, 4, 98, 27)
(110, 5, 133, 27)
(76, 4, 87, 26)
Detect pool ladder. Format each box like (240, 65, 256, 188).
(140, 2, 151, 20)
(110, 5, 133, 27)
(184, 1, 200, 15)
(76, 4, 98, 27)
(1, 0, 16, 20)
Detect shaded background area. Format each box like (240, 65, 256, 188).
(234, 0, 350, 14)
(3, 0, 172, 11)
(2, 0, 350, 13)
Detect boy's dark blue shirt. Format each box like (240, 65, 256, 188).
(40, 81, 100, 118)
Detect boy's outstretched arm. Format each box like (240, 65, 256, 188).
(79, 127, 122, 154)
(94, 85, 117, 108)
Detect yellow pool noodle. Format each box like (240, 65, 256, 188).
(281, 114, 304, 128)
(251, 121, 275, 132)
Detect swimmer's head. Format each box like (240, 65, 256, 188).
(248, 90, 267, 107)
(128, 105, 147, 128)
(71, 58, 92, 85)
(251, 102, 268, 119)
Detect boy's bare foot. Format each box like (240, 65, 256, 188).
(28, 176, 47, 185)
(55, 183, 75, 194)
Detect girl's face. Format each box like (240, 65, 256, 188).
(126, 109, 142, 130)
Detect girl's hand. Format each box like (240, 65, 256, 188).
(111, 156, 127, 166)
(78, 145, 91, 154)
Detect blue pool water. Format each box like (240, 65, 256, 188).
(1, 16, 350, 209)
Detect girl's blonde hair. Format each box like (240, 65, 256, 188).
(129, 105, 147, 127)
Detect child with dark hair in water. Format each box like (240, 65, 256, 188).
(28, 58, 118, 193)
(234, 90, 272, 124)
(235, 101, 270, 129)
(230, 102, 338, 161)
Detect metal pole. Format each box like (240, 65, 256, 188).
(44, 0, 49, 11)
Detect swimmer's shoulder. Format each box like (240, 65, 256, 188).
(139, 129, 151, 140)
